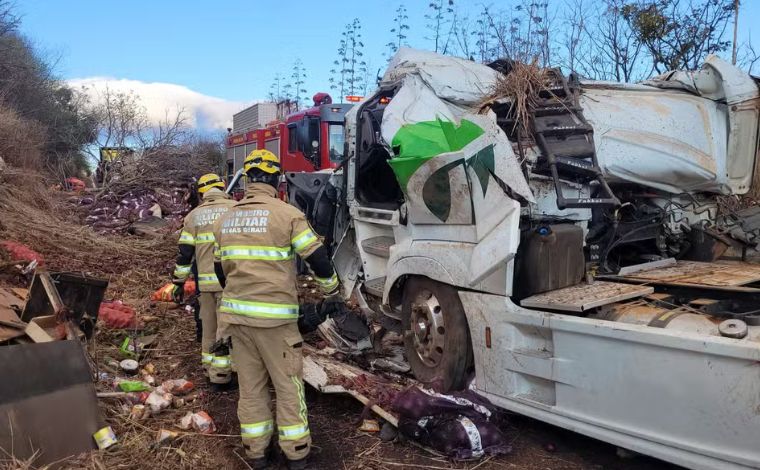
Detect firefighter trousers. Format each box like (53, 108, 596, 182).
(199, 292, 231, 383)
(228, 322, 311, 461)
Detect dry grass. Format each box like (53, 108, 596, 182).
(479, 60, 549, 138)
(0, 103, 45, 170)
(0, 167, 174, 297)
(56, 308, 244, 470)
(97, 146, 220, 201)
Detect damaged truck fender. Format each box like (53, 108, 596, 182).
(460, 290, 760, 470)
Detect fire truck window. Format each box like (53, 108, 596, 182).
(288, 124, 297, 152)
(307, 117, 320, 154)
(328, 124, 345, 162)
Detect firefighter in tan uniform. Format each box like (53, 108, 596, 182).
(213, 150, 339, 470)
(172, 173, 236, 386)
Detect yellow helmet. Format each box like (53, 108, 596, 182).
(244, 149, 281, 175)
(197, 173, 225, 193)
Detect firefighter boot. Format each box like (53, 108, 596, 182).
(208, 336, 235, 392)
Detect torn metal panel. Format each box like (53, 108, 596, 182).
(379, 53, 534, 205)
(582, 55, 759, 195)
(0, 341, 102, 467)
(382, 47, 500, 106)
(618, 260, 760, 287)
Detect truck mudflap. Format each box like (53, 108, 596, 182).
(459, 290, 760, 470)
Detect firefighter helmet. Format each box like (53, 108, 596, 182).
(244, 149, 281, 175)
(197, 173, 225, 193)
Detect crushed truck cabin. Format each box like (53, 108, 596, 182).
(286, 48, 760, 470)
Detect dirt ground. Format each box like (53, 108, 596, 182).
(0, 181, 681, 470)
(201, 357, 682, 470)
(74, 305, 679, 470)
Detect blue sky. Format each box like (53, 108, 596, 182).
(17, 0, 759, 128)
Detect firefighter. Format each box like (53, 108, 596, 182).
(172, 173, 236, 387)
(213, 149, 339, 470)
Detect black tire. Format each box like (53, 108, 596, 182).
(401, 277, 473, 392)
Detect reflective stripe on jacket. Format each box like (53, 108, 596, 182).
(175, 190, 235, 292)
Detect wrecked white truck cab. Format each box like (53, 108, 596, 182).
(289, 48, 760, 469)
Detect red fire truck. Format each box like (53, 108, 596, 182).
(225, 93, 354, 243)
(225, 93, 352, 179)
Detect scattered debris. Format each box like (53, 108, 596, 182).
(0, 240, 45, 266)
(393, 386, 512, 460)
(93, 426, 118, 450)
(151, 280, 197, 302)
(145, 390, 173, 414)
(177, 411, 216, 434)
(156, 428, 180, 444)
(116, 380, 151, 392)
(359, 419, 380, 432)
(119, 358, 139, 375)
(99, 300, 139, 329)
(161, 378, 194, 395)
(130, 404, 149, 421)
(79, 185, 191, 235)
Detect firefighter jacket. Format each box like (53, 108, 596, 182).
(174, 189, 235, 292)
(213, 183, 339, 328)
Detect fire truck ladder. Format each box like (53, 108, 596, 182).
(530, 69, 620, 210)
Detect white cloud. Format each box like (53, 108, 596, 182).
(68, 77, 252, 130)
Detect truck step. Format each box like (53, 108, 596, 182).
(364, 277, 386, 298)
(554, 156, 600, 177)
(361, 236, 394, 258)
(558, 197, 620, 209)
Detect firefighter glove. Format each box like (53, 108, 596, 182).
(320, 293, 348, 318)
(171, 279, 185, 304)
(298, 303, 328, 334)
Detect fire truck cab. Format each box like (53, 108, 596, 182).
(225, 93, 352, 180)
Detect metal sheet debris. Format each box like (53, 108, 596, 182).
(618, 260, 760, 287)
(520, 281, 654, 312)
(0, 341, 102, 467)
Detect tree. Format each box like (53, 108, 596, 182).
(0, 2, 96, 178)
(738, 37, 759, 74)
(452, 12, 474, 59)
(472, 6, 497, 63)
(624, 0, 736, 73)
(566, 0, 648, 81)
(479, 1, 554, 66)
(268, 73, 285, 101)
(425, 0, 456, 55)
(290, 59, 308, 109)
(330, 18, 367, 101)
(80, 85, 188, 170)
(385, 4, 410, 61)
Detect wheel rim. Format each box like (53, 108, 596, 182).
(410, 289, 445, 367)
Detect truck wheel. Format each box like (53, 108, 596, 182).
(402, 277, 473, 392)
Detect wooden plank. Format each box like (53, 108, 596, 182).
(520, 281, 654, 312)
(303, 346, 402, 426)
(0, 288, 27, 342)
(24, 320, 54, 343)
(39, 272, 65, 313)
